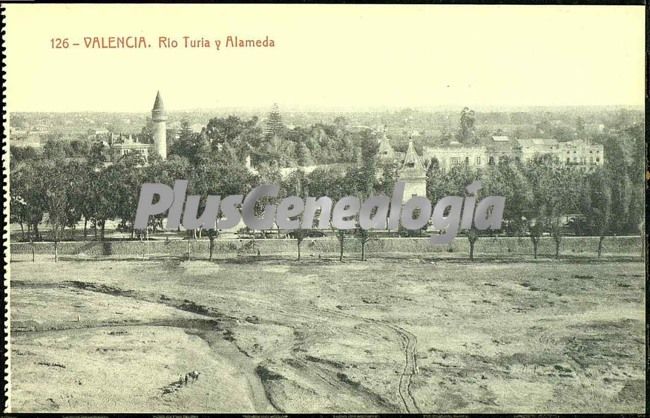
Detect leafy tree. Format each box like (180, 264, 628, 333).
(581, 168, 612, 257)
(70, 139, 91, 157)
(61, 160, 88, 240)
(296, 142, 313, 166)
(603, 134, 633, 233)
(88, 141, 109, 166)
(378, 160, 399, 195)
(112, 153, 146, 238)
(265, 103, 284, 139)
(523, 161, 582, 258)
(42, 140, 67, 160)
(358, 130, 379, 193)
(10, 174, 29, 241)
(482, 161, 532, 237)
(89, 164, 119, 240)
(169, 119, 210, 166)
(10, 146, 39, 165)
(141, 156, 191, 236)
(206, 115, 262, 156)
(11, 160, 48, 241)
(457, 107, 476, 143)
(40, 161, 78, 260)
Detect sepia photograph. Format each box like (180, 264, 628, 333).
(3, 3, 646, 414)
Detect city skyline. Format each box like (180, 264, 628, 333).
(8, 103, 645, 115)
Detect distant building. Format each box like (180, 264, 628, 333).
(485, 135, 518, 164)
(423, 142, 487, 171)
(517, 138, 558, 162)
(556, 139, 603, 166)
(190, 123, 204, 133)
(10, 132, 42, 149)
(111, 134, 150, 161)
(420, 136, 603, 172)
(87, 128, 110, 139)
(278, 163, 351, 178)
(517, 138, 603, 167)
(107, 91, 168, 163)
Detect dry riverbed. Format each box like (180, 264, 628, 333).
(9, 256, 645, 413)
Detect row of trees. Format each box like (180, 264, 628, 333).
(170, 112, 371, 173)
(10, 109, 644, 261)
(426, 160, 622, 259)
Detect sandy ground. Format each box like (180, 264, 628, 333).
(8, 255, 645, 413)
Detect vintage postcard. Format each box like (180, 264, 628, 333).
(3, 3, 646, 414)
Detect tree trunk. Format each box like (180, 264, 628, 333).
(187, 239, 191, 261)
(209, 238, 215, 261)
(555, 239, 560, 259)
(31, 241, 35, 263)
(100, 221, 106, 241)
(533, 241, 538, 259)
(361, 242, 366, 261)
(598, 236, 604, 258)
(297, 242, 301, 261)
(19, 222, 24, 241)
(469, 241, 475, 261)
(54, 240, 58, 263)
(83, 218, 88, 239)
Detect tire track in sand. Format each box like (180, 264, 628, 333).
(318, 307, 421, 413)
(384, 323, 420, 413)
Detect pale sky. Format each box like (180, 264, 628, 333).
(4, 4, 645, 112)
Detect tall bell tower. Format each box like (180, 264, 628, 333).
(151, 91, 167, 160)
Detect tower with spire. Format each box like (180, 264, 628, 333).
(377, 132, 395, 162)
(151, 91, 167, 160)
(398, 140, 427, 202)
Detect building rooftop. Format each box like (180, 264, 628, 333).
(517, 138, 558, 147)
(401, 141, 426, 173)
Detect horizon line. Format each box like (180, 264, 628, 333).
(8, 104, 645, 114)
